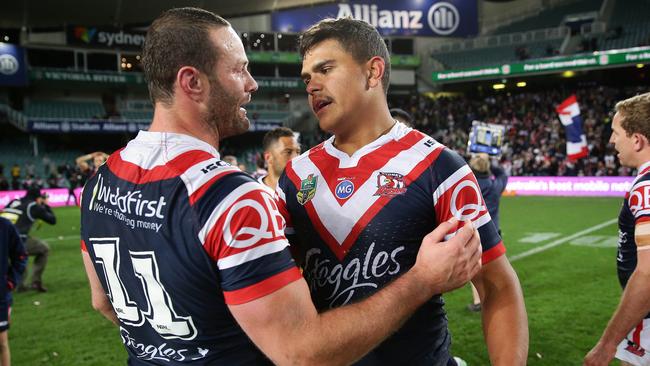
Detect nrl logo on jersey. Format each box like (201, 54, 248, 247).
(297, 174, 318, 205)
(374, 172, 407, 196)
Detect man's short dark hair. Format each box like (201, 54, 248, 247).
(141, 7, 230, 105)
(263, 127, 295, 152)
(299, 17, 390, 94)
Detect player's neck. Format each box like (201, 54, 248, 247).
(332, 104, 395, 156)
(148, 102, 220, 149)
(262, 174, 278, 191)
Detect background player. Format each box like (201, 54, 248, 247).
(585, 92, 650, 366)
(0, 217, 27, 366)
(277, 17, 528, 365)
(80, 8, 484, 365)
(259, 127, 301, 192)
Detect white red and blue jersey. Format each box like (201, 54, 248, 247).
(618, 162, 650, 305)
(277, 122, 505, 365)
(80, 131, 301, 365)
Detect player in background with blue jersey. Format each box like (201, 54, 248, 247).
(0, 217, 27, 366)
(585, 92, 650, 366)
(277, 17, 527, 365)
(80, 7, 484, 365)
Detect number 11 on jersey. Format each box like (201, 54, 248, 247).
(91, 237, 197, 340)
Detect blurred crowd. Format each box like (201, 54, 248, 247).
(0, 152, 106, 192)
(2, 85, 650, 192)
(388, 85, 650, 177)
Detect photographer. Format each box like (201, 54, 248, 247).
(0, 187, 56, 292)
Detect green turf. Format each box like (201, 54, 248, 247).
(9, 196, 626, 365)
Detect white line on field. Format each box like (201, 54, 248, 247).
(510, 218, 618, 262)
(40, 234, 81, 242)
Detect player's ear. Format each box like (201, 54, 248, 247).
(634, 132, 648, 151)
(177, 66, 205, 102)
(365, 56, 385, 90)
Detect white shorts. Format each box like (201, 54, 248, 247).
(616, 318, 650, 366)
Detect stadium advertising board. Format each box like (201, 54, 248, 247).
(0, 188, 83, 208)
(66, 26, 146, 50)
(30, 69, 146, 85)
(28, 120, 151, 133)
(0, 43, 28, 86)
(505, 176, 634, 197)
(272, 0, 477, 37)
(432, 46, 650, 83)
(27, 119, 279, 133)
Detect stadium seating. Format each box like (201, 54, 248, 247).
(432, 39, 563, 69)
(597, 0, 650, 50)
(491, 0, 601, 35)
(25, 100, 105, 119)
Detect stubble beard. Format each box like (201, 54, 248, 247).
(203, 79, 250, 141)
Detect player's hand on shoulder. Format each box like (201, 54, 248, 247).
(413, 218, 482, 295)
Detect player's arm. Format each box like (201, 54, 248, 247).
(472, 255, 528, 366)
(229, 219, 482, 366)
(81, 250, 119, 326)
(584, 221, 650, 366)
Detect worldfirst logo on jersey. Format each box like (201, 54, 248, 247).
(90, 175, 167, 219)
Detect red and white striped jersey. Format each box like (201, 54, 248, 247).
(277, 122, 505, 365)
(81, 131, 300, 365)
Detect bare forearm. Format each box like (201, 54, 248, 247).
(480, 264, 528, 365)
(598, 269, 650, 348)
(99, 306, 119, 326)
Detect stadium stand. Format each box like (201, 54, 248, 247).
(597, 0, 650, 51)
(490, 0, 601, 35)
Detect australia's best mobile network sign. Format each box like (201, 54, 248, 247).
(271, 0, 477, 37)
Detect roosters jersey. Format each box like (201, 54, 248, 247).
(277, 122, 505, 365)
(617, 162, 650, 291)
(80, 131, 301, 365)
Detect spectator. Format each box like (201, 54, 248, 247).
(0, 187, 57, 293)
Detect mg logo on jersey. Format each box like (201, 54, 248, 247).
(427, 2, 460, 36)
(335, 180, 354, 199)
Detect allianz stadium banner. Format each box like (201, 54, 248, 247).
(66, 25, 146, 50)
(26, 119, 280, 133)
(271, 0, 477, 37)
(27, 120, 151, 134)
(0, 43, 28, 86)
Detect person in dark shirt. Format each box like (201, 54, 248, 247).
(0, 187, 56, 292)
(0, 217, 27, 365)
(466, 153, 509, 312)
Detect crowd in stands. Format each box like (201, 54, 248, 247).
(388, 85, 649, 177)
(1, 85, 649, 191)
(0, 156, 94, 192)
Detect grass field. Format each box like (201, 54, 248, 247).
(10, 196, 624, 365)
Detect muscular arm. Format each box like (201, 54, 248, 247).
(473, 255, 528, 366)
(584, 248, 650, 365)
(82, 251, 119, 326)
(230, 220, 482, 366)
